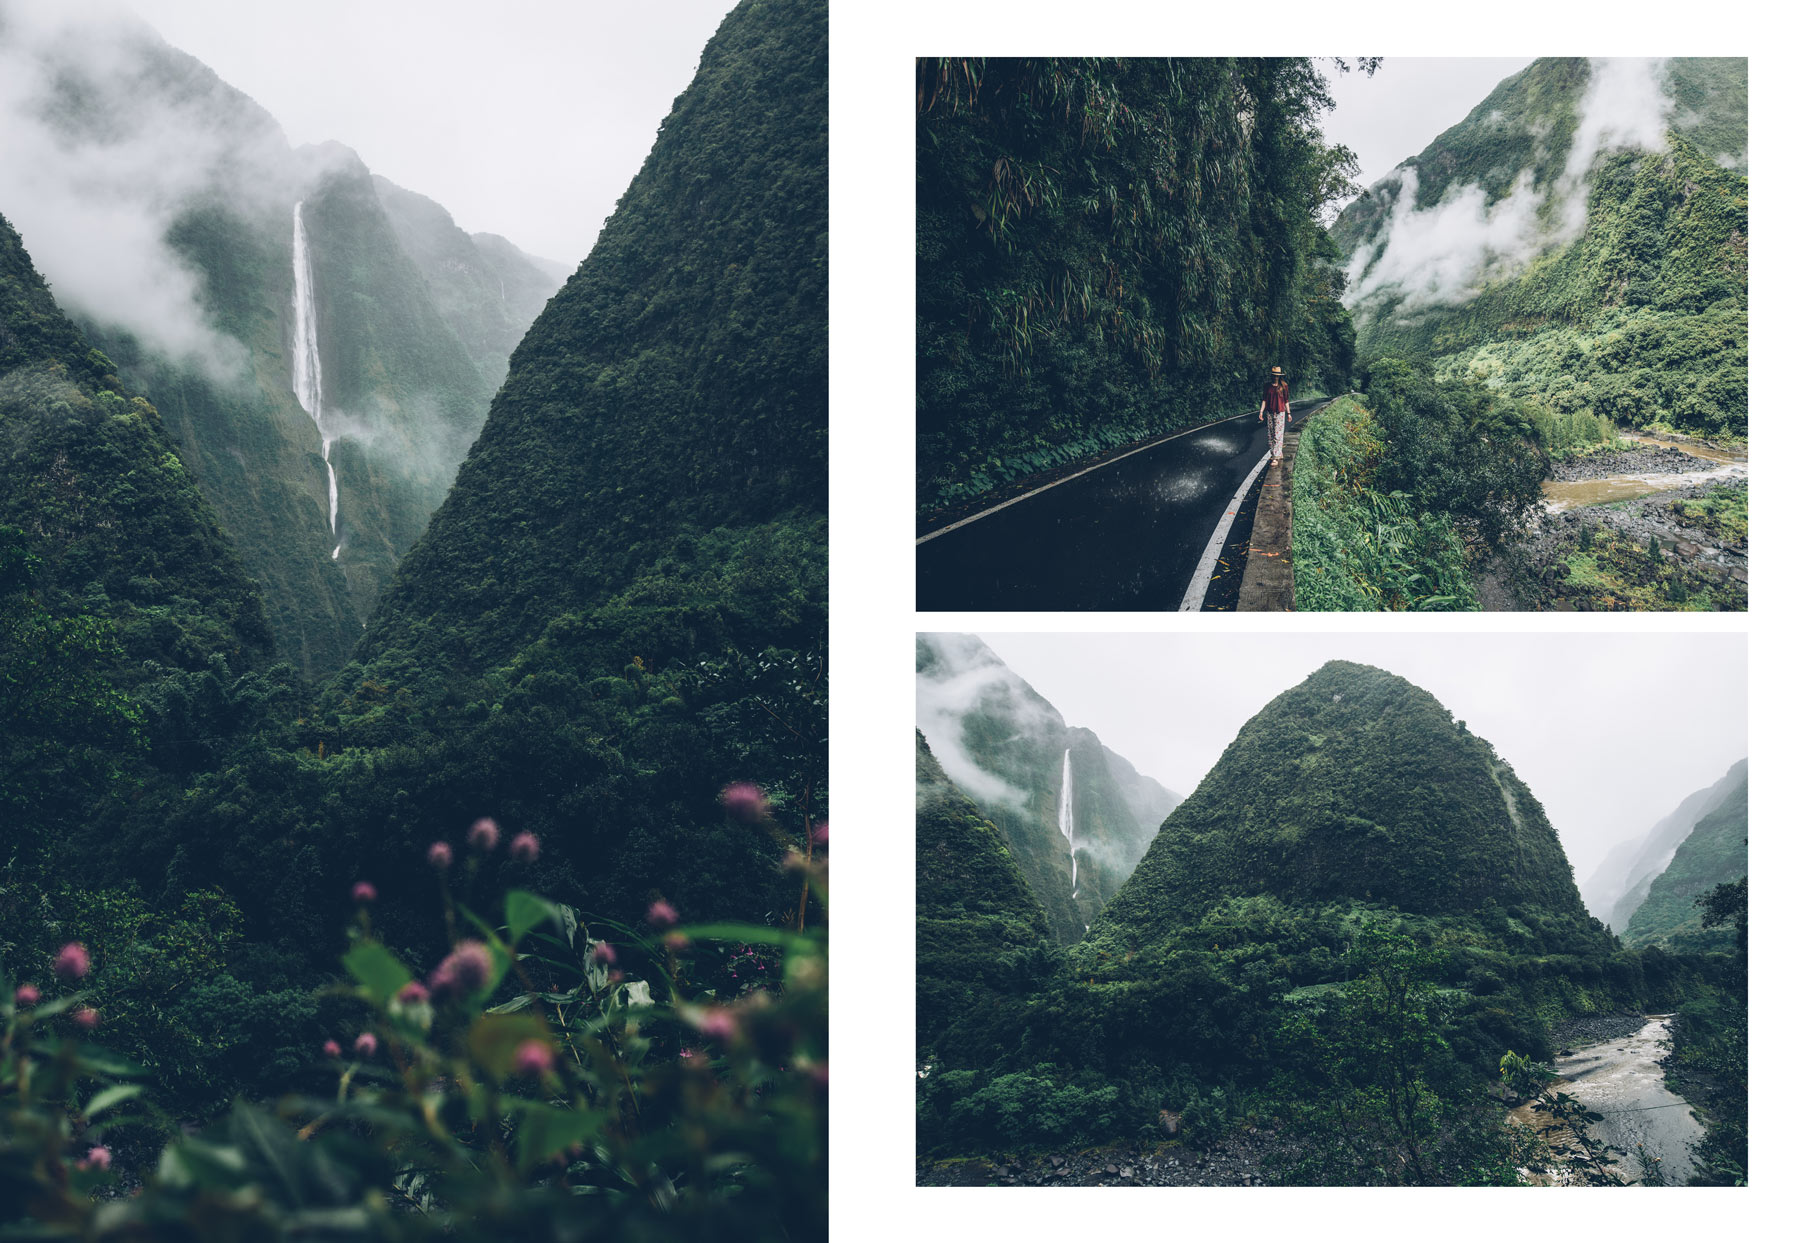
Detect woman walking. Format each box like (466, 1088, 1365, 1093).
(1258, 366, 1292, 462)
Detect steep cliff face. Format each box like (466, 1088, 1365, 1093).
(1332, 58, 1747, 436)
(916, 633, 1178, 942)
(0, 11, 556, 675)
(1094, 661, 1588, 947)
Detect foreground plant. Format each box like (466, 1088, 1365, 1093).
(1, 809, 827, 1240)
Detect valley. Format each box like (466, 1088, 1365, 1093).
(1, 2, 826, 1237)
(915, 640, 1749, 1186)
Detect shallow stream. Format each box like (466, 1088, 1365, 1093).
(1541, 435, 1747, 514)
(1507, 1015, 1703, 1185)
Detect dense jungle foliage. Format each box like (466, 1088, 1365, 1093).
(2, 1, 827, 1233)
(916, 634, 1175, 943)
(917, 664, 1746, 1184)
(915, 733, 1051, 1061)
(916, 57, 1362, 515)
(1334, 59, 1747, 438)
(1094, 662, 1589, 937)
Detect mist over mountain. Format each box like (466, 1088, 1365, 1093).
(917, 633, 1179, 942)
(1581, 758, 1747, 932)
(1622, 767, 1746, 953)
(0, 3, 562, 675)
(1331, 57, 1746, 437)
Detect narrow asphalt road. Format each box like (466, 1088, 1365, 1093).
(916, 399, 1325, 611)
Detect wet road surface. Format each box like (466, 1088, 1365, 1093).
(916, 400, 1325, 611)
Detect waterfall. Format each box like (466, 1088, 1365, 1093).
(1059, 748, 1077, 896)
(291, 202, 342, 559)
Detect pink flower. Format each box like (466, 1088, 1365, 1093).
(696, 1008, 739, 1042)
(72, 1007, 100, 1030)
(665, 931, 690, 952)
(351, 881, 377, 903)
(354, 1032, 378, 1058)
(720, 782, 770, 821)
(397, 981, 429, 1004)
(811, 1062, 829, 1088)
(53, 942, 90, 980)
(679, 1048, 693, 1059)
(812, 821, 829, 847)
(590, 940, 617, 965)
(13, 983, 39, 1007)
(427, 841, 453, 870)
(509, 831, 540, 863)
(82, 1146, 112, 1171)
(428, 940, 493, 998)
(646, 899, 679, 929)
(467, 817, 500, 851)
(323, 1039, 342, 1058)
(513, 1038, 554, 1075)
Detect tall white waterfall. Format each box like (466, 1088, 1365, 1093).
(1058, 748, 1077, 897)
(291, 202, 341, 560)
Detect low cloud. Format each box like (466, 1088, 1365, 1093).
(1347, 58, 1673, 315)
(916, 633, 1062, 812)
(0, 0, 295, 381)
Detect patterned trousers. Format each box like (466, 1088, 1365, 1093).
(1266, 412, 1287, 458)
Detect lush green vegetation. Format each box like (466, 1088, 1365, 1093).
(1291, 398, 1477, 611)
(915, 733, 1053, 1065)
(917, 663, 1744, 1183)
(3, 864, 827, 1238)
(1095, 663, 1589, 937)
(1334, 59, 1747, 440)
(916, 635, 1175, 943)
(916, 57, 1362, 514)
(2, 1, 827, 1233)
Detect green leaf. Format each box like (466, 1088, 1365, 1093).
(84, 1083, 143, 1118)
(343, 943, 413, 1003)
(515, 1102, 595, 1170)
(678, 922, 813, 950)
(504, 890, 563, 945)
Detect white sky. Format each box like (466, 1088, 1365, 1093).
(976, 632, 1747, 885)
(121, 0, 737, 264)
(1316, 57, 1535, 208)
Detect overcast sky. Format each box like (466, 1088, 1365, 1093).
(973, 632, 1747, 884)
(122, 0, 737, 264)
(1316, 57, 1535, 207)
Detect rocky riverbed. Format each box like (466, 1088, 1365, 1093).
(917, 1128, 1286, 1187)
(1550, 447, 1713, 481)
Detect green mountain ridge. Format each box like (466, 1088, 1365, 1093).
(916, 730, 1051, 1057)
(1331, 57, 1747, 437)
(1, 13, 564, 676)
(1623, 768, 1747, 952)
(917, 633, 1179, 943)
(1094, 661, 1590, 948)
(1583, 757, 1746, 932)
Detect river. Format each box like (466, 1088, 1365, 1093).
(1541, 435, 1748, 514)
(1507, 1015, 1704, 1185)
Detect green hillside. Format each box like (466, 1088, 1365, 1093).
(916, 57, 1360, 514)
(916, 731, 1050, 1057)
(1333, 58, 1747, 438)
(917, 634, 1175, 941)
(1095, 661, 1589, 946)
(5, 18, 561, 674)
(1623, 771, 1747, 952)
(359, 0, 827, 679)
(1, 208, 271, 862)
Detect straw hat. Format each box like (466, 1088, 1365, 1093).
(1270, 366, 1283, 375)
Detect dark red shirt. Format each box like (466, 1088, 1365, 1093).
(1263, 383, 1289, 413)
